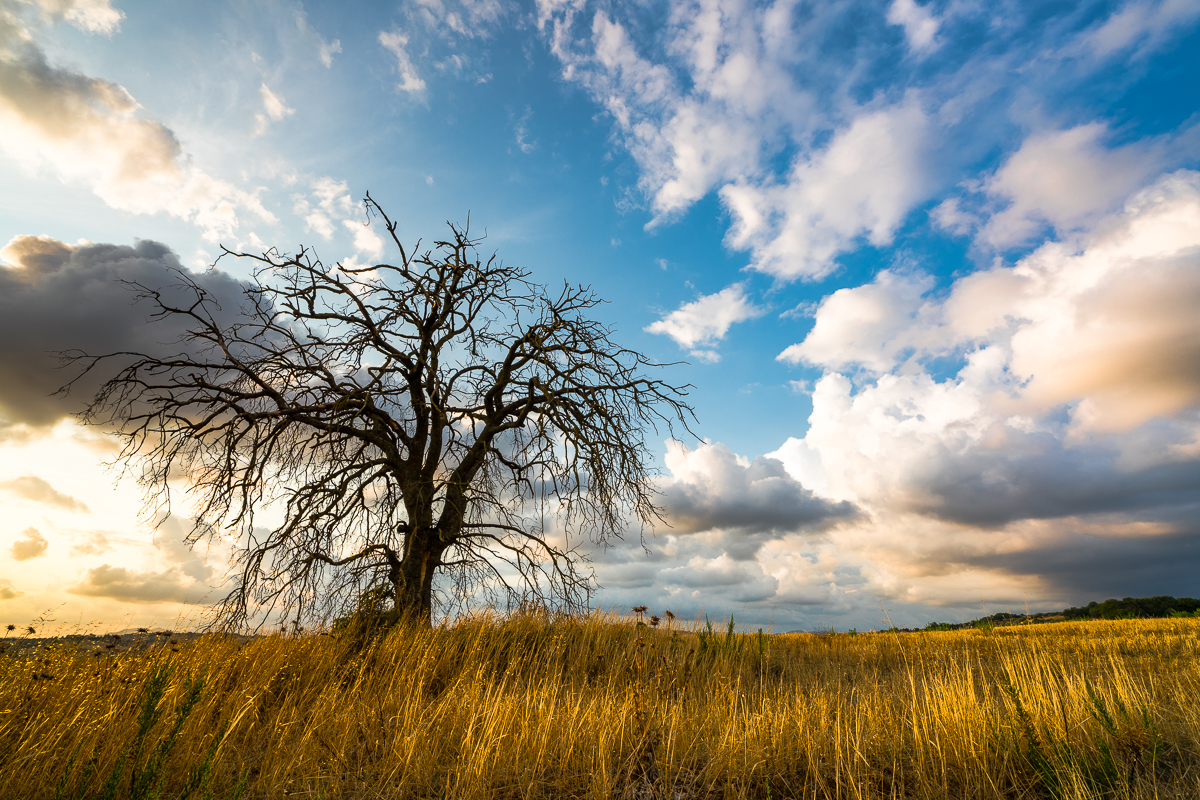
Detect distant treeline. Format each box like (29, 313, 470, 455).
(918, 595, 1200, 632)
(1060, 595, 1200, 620)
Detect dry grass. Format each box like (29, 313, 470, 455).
(2, 613, 1198, 799)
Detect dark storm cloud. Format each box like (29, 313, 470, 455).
(0, 235, 247, 431)
(899, 424, 1200, 528)
(972, 520, 1200, 602)
(661, 443, 858, 538)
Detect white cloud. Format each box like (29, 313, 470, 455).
(514, 107, 536, 153)
(777, 270, 933, 370)
(412, 0, 503, 38)
(764, 170, 1200, 607)
(540, 1, 1200, 285)
(0, 1, 276, 241)
(294, 176, 357, 241)
(978, 124, 1165, 247)
(783, 170, 1200, 433)
(253, 82, 295, 136)
(289, 177, 385, 260)
(318, 38, 342, 67)
(67, 564, 211, 603)
(930, 197, 977, 236)
(292, 6, 340, 67)
(1080, 0, 1200, 61)
(11, 527, 48, 560)
(645, 283, 765, 356)
(539, 2, 949, 279)
(722, 101, 935, 280)
(26, 0, 124, 35)
(0, 475, 88, 511)
(343, 219, 385, 262)
(379, 30, 426, 94)
(661, 440, 856, 543)
(886, 0, 940, 53)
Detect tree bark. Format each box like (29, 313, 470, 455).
(394, 529, 442, 625)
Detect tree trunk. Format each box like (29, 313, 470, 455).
(393, 530, 441, 626)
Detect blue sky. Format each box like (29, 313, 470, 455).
(2, 0, 1199, 632)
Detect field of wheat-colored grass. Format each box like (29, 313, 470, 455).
(2, 613, 1198, 799)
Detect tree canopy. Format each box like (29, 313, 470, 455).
(70, 197, 695, 629)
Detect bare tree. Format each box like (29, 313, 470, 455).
(68, 196, 694, 629)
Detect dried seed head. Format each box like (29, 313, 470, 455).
(632, 606, 648, 615)
(650, 616, 660, 627)
(664, 610, 675, 621)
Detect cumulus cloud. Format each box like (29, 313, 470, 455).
(11, 527, 48, 560)
(0, 578, 22, 600)
(722, 101, 936, 280)
(659, 554, 780, 603)
(342, 219, 385, 262)
(645, 283, 764, 360)
(545, 4, 801, 226)
(540, 1, 1200, 283)
(581, 439, 857, 616)
(537, 1, 960, 279)
(887, 0, 940, 54)
(976, 124, 1167, 247)
(0, 475, 88, 511)
(67, 516, 215, 603)
(67, 564, 211, 603)
(318, 38, 342, 67)
(0, 0, 275, 241)
(777, 270, 933, 370)
(783, 170, 1200, 432)
(0, 235, 247, 432)
(379, 30, 426, 94)
(661, 440, 856, 546)
(534, 0, 1200, 622)
(767, 170, 1200, 604)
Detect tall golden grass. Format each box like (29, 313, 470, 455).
(2, 613, 1198, 799)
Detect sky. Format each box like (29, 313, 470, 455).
(1, 0, 1199, 633)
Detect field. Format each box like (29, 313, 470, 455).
(2, 614, 1198, 799)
